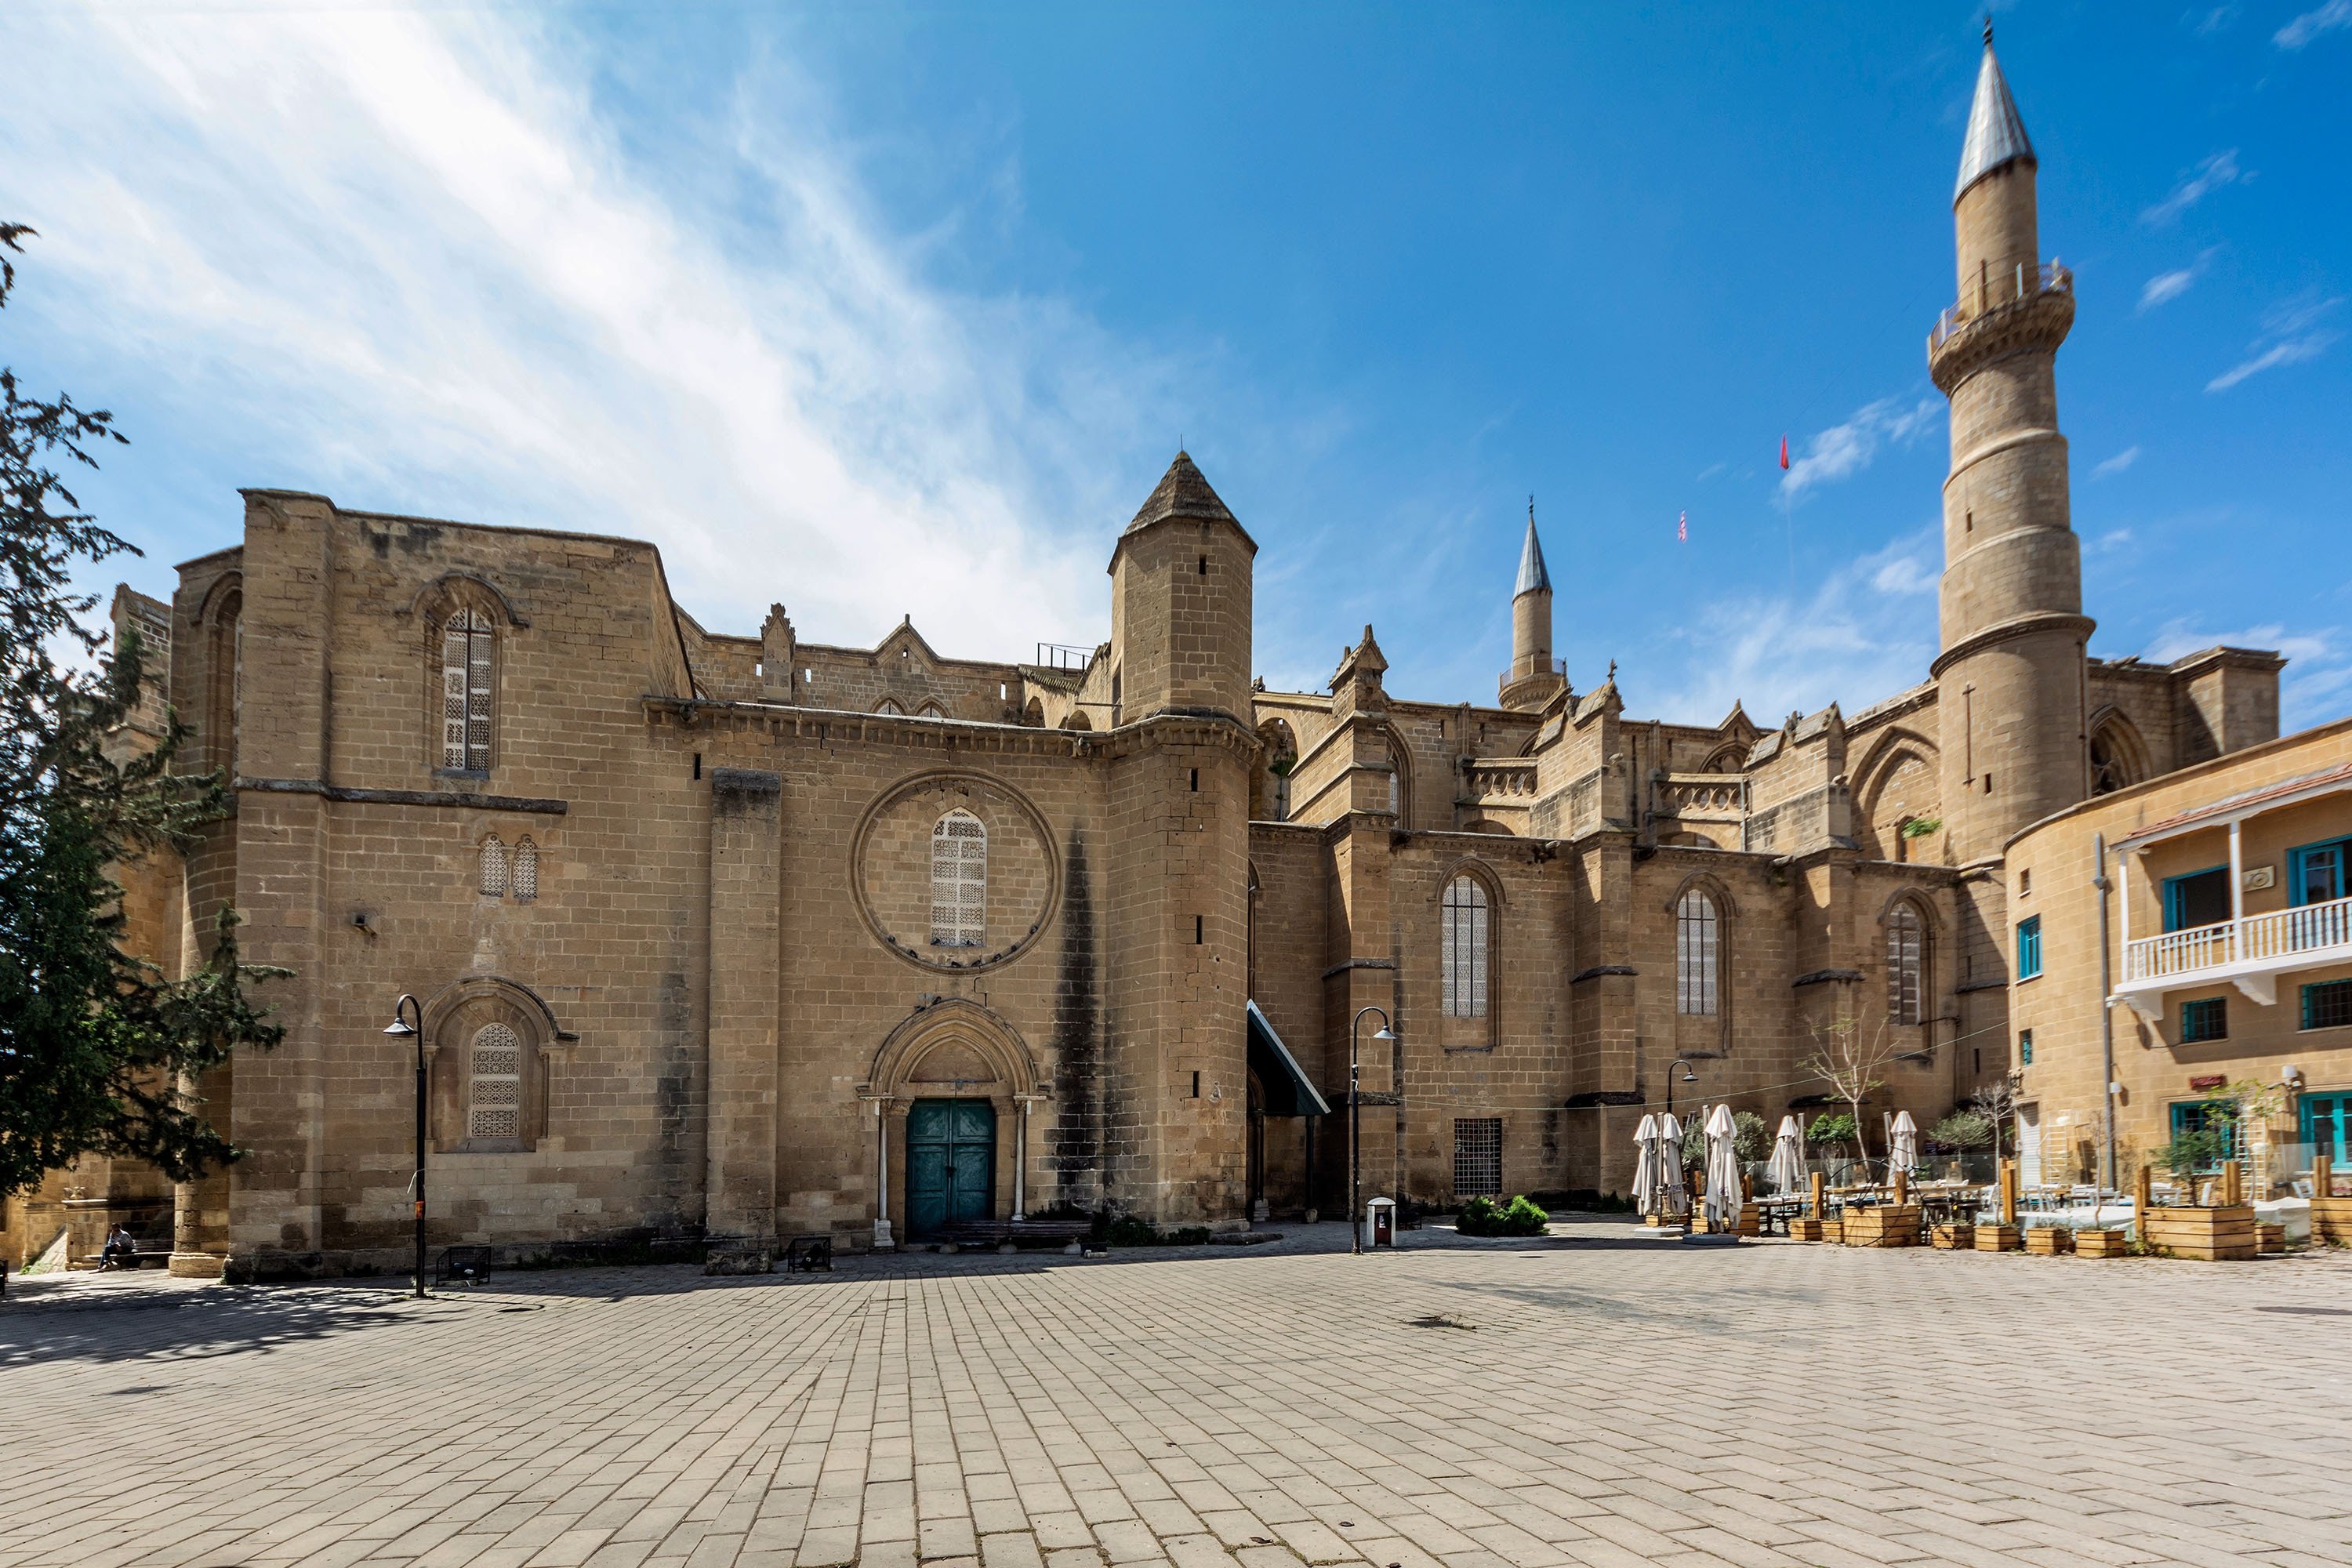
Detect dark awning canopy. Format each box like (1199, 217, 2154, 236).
(1247, 1000, 1331, 1117)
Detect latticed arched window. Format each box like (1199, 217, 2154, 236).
(1675, 889, 1720, 1017)
(479, 836, 508, 897)
(876, 697, 904, 716)
(1887, 903, 1926, 1025)
(930, 809, 987, 947)
(1441, 876, 1490, 1018)
(467, 1022, 523, 1140)
(440, 608, 495, 771)
(512, 837, 538, 902)
(917, 701, 946, 718)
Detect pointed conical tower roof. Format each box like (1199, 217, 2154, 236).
(1514, 510, 1552, 597)
(1127, 450, 1238, 532)
(1955, 24, 2035, 202)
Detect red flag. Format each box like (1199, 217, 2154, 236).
(1779, 434, 1790, 470)
(1677, 510, 1688, 543)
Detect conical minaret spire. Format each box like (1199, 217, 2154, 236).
(1501, 497, 1563, 712)
(1928, 23, 2089, 865)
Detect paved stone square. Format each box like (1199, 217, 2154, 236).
(8, 1218, 2352, 1568)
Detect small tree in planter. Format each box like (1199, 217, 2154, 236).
(1802, 1011, 1899, 1183)
(1808, 1112, 1862, 1181)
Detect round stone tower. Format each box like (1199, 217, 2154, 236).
(1500, 502, 1564, 712)
(1928, 24, 2091, 864)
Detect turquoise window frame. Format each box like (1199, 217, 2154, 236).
(2301, 979, 2352, 1031)
(2179, 996, 2227, 1043)
(2299, 1093, 2351, 1172)
(2169, 1100, 2239, 1171)
(2288, 837, 2352, 907)
(2016, 915, 2042, 980)
(2161, 865, 2230, 932)
(2017, 1029, 2033, 1066)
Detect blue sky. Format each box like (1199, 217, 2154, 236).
(5, 1, 2349, 727)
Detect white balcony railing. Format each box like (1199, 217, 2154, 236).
(2123, 894, 2352, 985)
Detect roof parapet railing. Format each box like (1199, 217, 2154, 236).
(1930, 260, 2071, 351)
(1034, 642, 1094, 672)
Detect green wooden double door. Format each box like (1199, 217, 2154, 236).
(906, 1098, 996, 1239)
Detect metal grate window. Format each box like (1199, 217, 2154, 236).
(930, 809, 987, 947)
(2179, 996, 2227, 1044)
(478, 836, 508, 898)
(440, 609, 495, 771)
(512, 837, 538, 902)
(467, 1023, 522, 1140)
(1886, 904, 1925, 1024)
(1676, 889, 1719, 1016)
(1440, 876, 1490, 1018)
(2303, 980, 2352, 1031)
(1453, 1118, 1502, 1198)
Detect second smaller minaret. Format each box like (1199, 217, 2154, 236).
(1501, 500, 1563, 711)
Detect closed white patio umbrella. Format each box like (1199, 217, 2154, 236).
(1889, 1109, 1921, 1177)
(1632, 1113, 1661, 1213)
(1704, 1103, 1742, 1229)
(1657, 1112, 1688, 1218)
(1767, 1114, 1806, 1195)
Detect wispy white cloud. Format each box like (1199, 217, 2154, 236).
(0, 3, 1207, 658)
(1648, 528, 1941, 726)
(1778, 396, 1940, 501)
(2092, 446, 2142, 478)
(2194, 5, 2240, 34)
(2088, 526, 2136, 554)
(2141, 150, 2245, 226)
(2207, 295, 2343, 392)
(2138, 248, 2218, 312)
(2276, 1, 2352, 49)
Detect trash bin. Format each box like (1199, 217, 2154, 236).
(1362, 1196, 1396, 1249)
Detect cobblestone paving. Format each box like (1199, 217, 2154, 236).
(8, 1218, 2352, 1568)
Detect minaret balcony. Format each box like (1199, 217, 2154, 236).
(1927, 261, 2073, 391)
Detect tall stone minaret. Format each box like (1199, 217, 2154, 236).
(1929, 24, 2091, 864)
(1500, 501, 1563, 712)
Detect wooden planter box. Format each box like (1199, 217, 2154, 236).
(1842, 1205, 1920, 1248)
(2074, 1228, 2129, 1258)
(2311, 1196, 2352, 1244)
(1820, 1219, 1843, 1243)
(2024, 1226, 2072, 1256)
(1929, 1223, 1973, 1250)
(1973, 1224, 2021, 1252)
(1791, 1218, 1824, 1241)
(2257, 1222, 2287, 1254)
(2141, 1205, 2256, 1261)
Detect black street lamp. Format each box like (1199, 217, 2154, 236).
(1349, 1005, 1395, 1256)
(1666, 1058, 1697, 1225)
(382, 994, 426, 1298)
(1665, 1058, 1697, 1124)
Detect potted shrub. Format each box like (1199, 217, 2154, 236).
(2140, 1116, 2255, 1261)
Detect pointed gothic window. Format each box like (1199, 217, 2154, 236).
(440, 608, 495, 771)
(876, 697, 905, 716)
(930, 810, 987, 948)
(1441, 876, 1490, 1019)
(479, 836, 508, 897)
(1676, 889, 1720, 1017)
(512, 837, 538, 902)
(466, 1022, 523, 1140)
(1888, 904, 1926, 1025)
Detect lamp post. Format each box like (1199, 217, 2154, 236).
(1665, 1058, 1696, 1223)
(381, 994, 426, 1298)
(1349, 1006, 1395, 1255)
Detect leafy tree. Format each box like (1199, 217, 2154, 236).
(0, 223, 284, 1198)
(1931, 1109, 1994, 1150)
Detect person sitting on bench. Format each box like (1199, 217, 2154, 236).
(100, 1225, 139, 1270)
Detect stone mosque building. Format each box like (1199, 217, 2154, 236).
(1, 36, 2290, 1276)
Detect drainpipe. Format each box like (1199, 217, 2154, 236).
(2093, 833, 2118, 1193)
